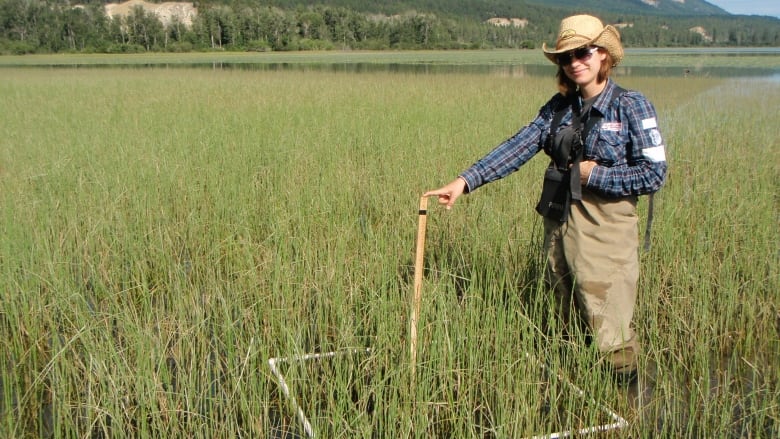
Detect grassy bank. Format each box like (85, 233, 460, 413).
(0, 64, 777, 437)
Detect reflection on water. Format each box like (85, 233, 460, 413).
(208, 62, 551, 77)
(30, 60, 780, 80)
(161, 62, 780, 80)
(4, 47, 779, 80)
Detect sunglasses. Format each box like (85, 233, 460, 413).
(557, 46, 599, 66)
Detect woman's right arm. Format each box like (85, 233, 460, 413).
(423, 95, 560, 209)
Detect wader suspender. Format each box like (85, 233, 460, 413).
(549, 86, 656, 251)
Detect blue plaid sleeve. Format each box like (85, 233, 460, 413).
(459, 97, 560, 193)
(586, 91, 667, 197)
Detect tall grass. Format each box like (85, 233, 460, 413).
(0, 65, 777, 438)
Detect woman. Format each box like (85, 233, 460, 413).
(424, 14, 667, 383)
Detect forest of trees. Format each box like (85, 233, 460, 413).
(0, 0, 777, 55)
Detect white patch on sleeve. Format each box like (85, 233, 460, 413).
(643, 145, 666, 162)
(649, 129, 663, 146)
(642, 117, 657, 130)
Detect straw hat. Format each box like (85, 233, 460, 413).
(543, 15, 624, 67)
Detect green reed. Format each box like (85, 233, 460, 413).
(0, 64, 777, 438)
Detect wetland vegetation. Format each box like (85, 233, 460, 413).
(0, 51, 778, 437)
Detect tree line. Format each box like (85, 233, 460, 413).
(0, 0, 777, 55)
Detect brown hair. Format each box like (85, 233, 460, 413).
(555, 48, 615, 95)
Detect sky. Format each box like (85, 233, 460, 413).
(706, 0, 780, 17)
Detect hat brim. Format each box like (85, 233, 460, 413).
(543, 25, 623, 67)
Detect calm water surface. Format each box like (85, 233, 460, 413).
(141, 47, 780, 80)
(195, 62, 779, 80)
(10, 47, 779, 80)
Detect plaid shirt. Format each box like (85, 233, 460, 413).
(460, 79, 667, 198)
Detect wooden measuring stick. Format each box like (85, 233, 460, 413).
(410, 195, 429, 380)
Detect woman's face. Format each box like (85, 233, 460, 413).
(559, 46, 607, 88)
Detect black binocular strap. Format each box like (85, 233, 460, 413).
(549, 87, 656, 250)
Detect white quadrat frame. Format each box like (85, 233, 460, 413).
(267, 349, 627, 438)
(268, 348, 372, 438)
(267, 196, 628, 438)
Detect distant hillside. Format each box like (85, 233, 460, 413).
(247, 0, 732, 18)
(521, 0, 728, 16)
(1, 0, 777, 54)
(104, 0, 197, 26)
(105, 1, 735, 29)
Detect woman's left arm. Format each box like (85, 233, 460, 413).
(585, 92, 667, 197)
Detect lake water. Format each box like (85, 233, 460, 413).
(190, 62, 780, 80)
(155, 47, 780, 80)
(8, 48, 779, 80)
